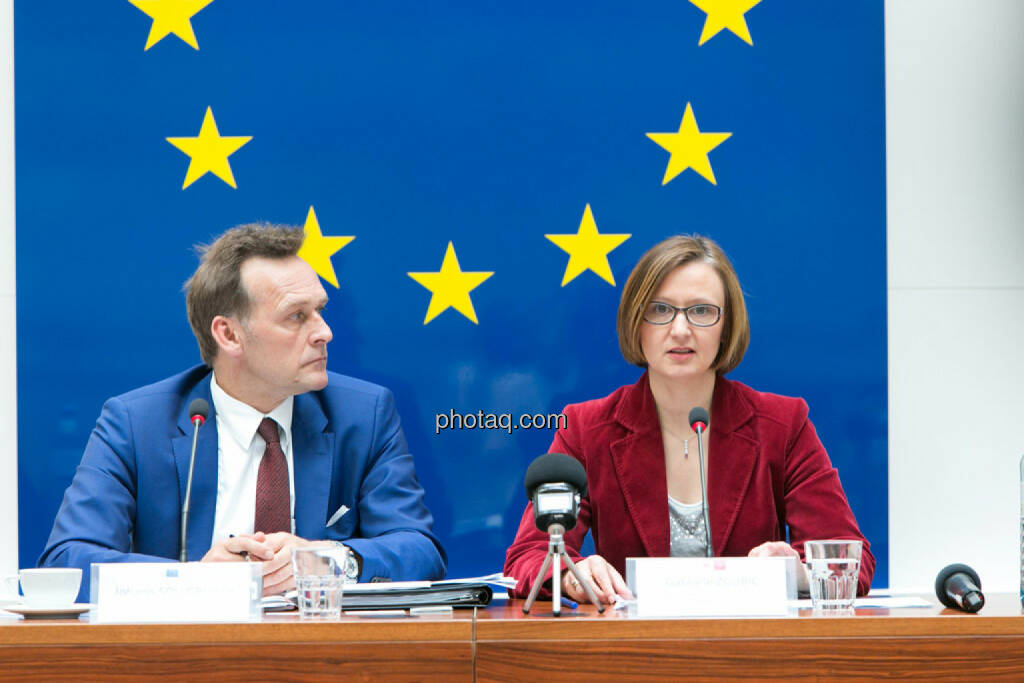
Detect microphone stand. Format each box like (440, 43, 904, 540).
(695, 424, 713, 558)
(522, 524, 605, 616)
(179, 415, 202, 562)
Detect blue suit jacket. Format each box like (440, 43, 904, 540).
(39, 365, 446, 602)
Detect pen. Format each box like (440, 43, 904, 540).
(229, 534, 251, 562)
(560, 597, 578, 610)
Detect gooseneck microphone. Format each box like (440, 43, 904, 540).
(935, 563, 985, 613)
(688, 406, 713, 558)
(521, 453, 604, 616)
(179, 398, 209, 562)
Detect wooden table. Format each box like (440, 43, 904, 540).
(0, 612, 475, 681)
(1, 596, 1023, 681)
(478, 594, 1024, 681)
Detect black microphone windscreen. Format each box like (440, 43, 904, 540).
(934, 562, 981, 606)
(688, 406, 710, 429)
(524, 453, 587, 499)
(188, 398, 210, 421)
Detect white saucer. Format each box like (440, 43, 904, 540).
(3, 603, 91, 619)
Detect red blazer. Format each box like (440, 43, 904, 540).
(504, 373, 875, 597)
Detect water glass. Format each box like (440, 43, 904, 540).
(292, 543, 349, 619)
(805, 540, 862, 611)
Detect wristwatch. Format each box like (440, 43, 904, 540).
(329, 541, 362, 582)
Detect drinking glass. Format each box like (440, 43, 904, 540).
(805, 540, 862, 611)
(292, 543, 349, 619)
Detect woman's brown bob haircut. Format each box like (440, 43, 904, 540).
(184, 223, 305, 367)
(617, 234, 749, 374)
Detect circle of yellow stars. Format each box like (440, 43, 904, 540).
(128, 0, 763, 324)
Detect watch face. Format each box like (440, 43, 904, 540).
(344, 554, 359, 580)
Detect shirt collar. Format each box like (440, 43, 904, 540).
(210, 373, 294, 452)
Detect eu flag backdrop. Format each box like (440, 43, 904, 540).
(15, 1, 887, 585)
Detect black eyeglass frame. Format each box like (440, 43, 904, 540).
(643, 301, 723, 327)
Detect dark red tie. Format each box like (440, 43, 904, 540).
(254, 418, 290, 534)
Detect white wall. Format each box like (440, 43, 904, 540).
(887, 0, 1024, 592)
(0, 0, 16, 586)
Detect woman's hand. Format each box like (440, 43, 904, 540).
(747, 541, 809, 594)
(561, 554, 634, 604)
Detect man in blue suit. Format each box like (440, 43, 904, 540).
(40, 224, 446, 602)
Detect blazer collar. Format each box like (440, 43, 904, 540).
(612, 372, 755, 434)
(708, 374, 755, 434)
(609, 372, 759, 556)
(612, 371, 659, 436)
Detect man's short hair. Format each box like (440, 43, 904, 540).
(184, 223, 305, 366)
(616, 234, 750, 374)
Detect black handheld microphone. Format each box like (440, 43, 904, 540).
(180, 398, 209, 562)
(935, 563, 985, 613)
(688, 407, 713, 558)
(524, 453, 587, 533)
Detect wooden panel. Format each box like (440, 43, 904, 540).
(478, 594, 1024, 639)
(0, 642, 472, 682)
(0, 613, 475, 681)
(476, 596, 1024, 681)
(0, 614, 472, 645)
(477, 636, 1024, 681)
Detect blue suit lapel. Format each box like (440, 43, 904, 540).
(172, 377, 218, 562)
(292, 393, 334, 540)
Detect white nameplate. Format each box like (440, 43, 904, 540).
(90, 562, 262, 624)
(626, 557, 792, 617)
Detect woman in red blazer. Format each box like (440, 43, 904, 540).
(504, 235, 874, 602)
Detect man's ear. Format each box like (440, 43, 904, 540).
(210, 315, 244, 358)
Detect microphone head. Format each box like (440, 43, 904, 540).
(188, 398, 210, 425)
(688, 406, 710, 431)
(524, 453, 587, 500)
(934, 562, 982, 609)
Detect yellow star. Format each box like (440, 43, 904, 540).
(545, 204, 631, 287)
(166, 107, 252, 189)
(408, 243, 494, 325)
(128, 0, 215, 51)
(646, 103, 731, 186)
(297, 206, 355, 289)
(689, 0, 762, 46)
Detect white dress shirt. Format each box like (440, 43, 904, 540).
(210, 373, 296, 544)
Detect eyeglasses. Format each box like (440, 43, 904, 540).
(643, 301, 722, 327)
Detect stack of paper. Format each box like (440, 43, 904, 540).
(263, 574, 514, 612)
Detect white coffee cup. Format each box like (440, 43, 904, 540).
(4, 568, 82, 607)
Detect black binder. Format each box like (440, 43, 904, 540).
(343, 582, 493, 610)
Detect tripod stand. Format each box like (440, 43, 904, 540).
(522, 524, 605, 616)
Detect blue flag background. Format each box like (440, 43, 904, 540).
(15, 1, 887, 584)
